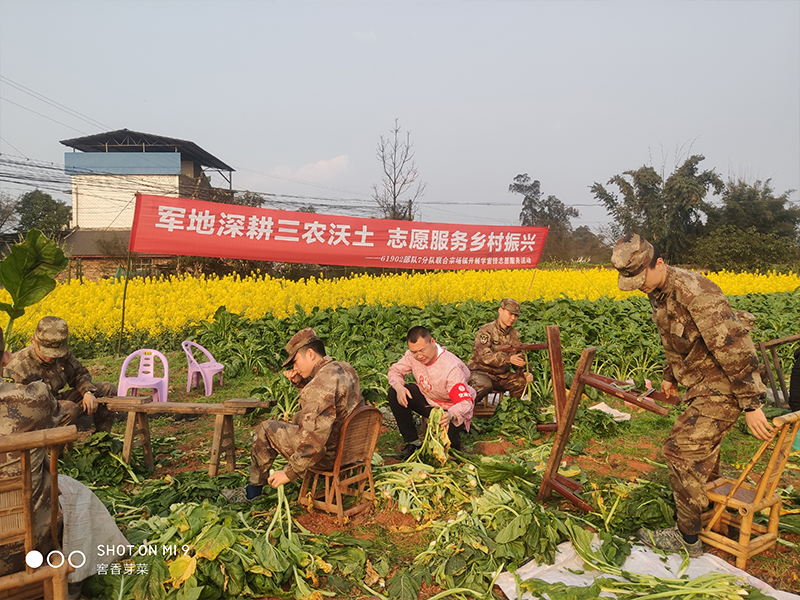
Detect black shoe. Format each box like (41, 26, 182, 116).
(398, 442, 420, 461)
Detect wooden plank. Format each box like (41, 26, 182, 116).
(50, 447, 60, 549)
(0, 476, 23, 493)
(224, 398, 264, 408)
(0, 566, 67, 591)
(107, 402, 252, 415)
(99, 396, 152, 405)
(578, 374, 671, 417)
(0, 427, 78, 453)
(580, 372, 680, 406)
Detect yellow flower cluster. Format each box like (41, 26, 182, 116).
(2, 268, 798, 340)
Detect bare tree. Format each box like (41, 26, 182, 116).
(372, 119, 426, 220)
(0, 191, 19, 233)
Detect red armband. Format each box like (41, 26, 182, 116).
(448, 382, 472, 404)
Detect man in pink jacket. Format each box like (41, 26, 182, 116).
(387, 326, 476, 460)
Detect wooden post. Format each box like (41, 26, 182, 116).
(537, 346, 596, 512)
(546, 325, 567, 423)
(116, 251, 133, 357)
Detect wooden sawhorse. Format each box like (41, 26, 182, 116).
(106, 398, 266, 476)
(537, 346, 680, 511)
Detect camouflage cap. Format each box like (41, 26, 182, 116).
(500, 298, 521, 315)
(611, 234, 655, 292)
(282, 327, 321, 367)
(34, 316, 69, 359)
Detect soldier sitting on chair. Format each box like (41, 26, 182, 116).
(221, 328, 364, 502)
(0, 328, 61, 577)
(4, 316, 117, 433)
(467, 298, 534, 406)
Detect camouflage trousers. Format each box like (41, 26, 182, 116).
(662, 395, 741, 536)
(250, 420, 333, 486)
(468, 370, 528, 404)
(57, 381, 118, 433)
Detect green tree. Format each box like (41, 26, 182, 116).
(15, 189, 72, 233)
(705, 179, 800, 241)
(232, 190, 266, 207)
(571, 226, 611, 263)
(510, 174, 578, 260)
(692, 225, 798, 272)
(591, 155, 724, 262)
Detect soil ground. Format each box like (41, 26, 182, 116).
(83, 352, 800, 597)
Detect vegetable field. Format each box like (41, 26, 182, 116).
(52, 277, 800, 599)
(6, 267, 800, 356)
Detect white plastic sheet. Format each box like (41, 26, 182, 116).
(497, 540, 800, 600)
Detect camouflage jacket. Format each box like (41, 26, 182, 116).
(4, 345, 97, 399)
(282, 356, 364, 480)
(649, 266, 765, 410)
(0, 380, 58, 575)
(467, 319, 523, 377)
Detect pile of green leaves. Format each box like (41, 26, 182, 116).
(573, 405, 624, 441)
(59, 432, 149, 486)
(95, 471, 251, 523)
(397, 479, 568, 598)
(375, 443, 556, 523)
(375, 445, 578, 598)
(583, 478, 675, 538)
(472, 395, 548, 440)
(83, 486, 372, 600)
(375, 461, 479, 521)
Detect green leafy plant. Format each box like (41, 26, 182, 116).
(0, 229, 68, 337)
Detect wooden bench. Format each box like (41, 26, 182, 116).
(103, 397, 268, 476)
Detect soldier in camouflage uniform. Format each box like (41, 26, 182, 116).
(222, 328, 364, 502)
(467, 298, 534, 404)
(4, 316, 116, 433)
(612, 234, 773, 558)
(0, 328, 60, 576)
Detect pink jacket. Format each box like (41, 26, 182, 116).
(388, 345, 476, 430)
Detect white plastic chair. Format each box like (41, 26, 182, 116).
(118, 349, 169, 402)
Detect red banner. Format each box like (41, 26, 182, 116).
(129, 194, 548, 270)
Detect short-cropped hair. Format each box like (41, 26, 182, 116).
(406, 326, 432, 344)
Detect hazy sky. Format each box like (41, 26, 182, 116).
(1, 0, 798, 231)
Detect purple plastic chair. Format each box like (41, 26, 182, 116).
(118, 349, 169, 402)
(182, 341, 224, 396)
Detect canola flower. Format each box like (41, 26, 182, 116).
(1, 268, 798, 342)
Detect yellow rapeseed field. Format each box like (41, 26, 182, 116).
(2, 268, 799, 340)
